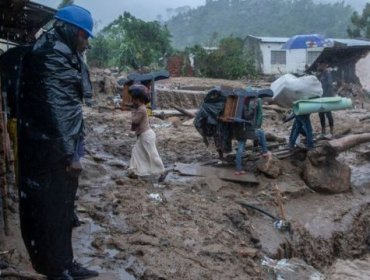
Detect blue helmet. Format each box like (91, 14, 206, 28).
(54, 5, 94, 38)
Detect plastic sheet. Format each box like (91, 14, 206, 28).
(262, 256, 325, 280)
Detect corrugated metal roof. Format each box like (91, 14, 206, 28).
(332, 38, 370, 46)
(0, 0, 55, 44)
(257, 36, 290, 43)
(246, 35, 289, 43)
(307, 45, 370, 72)
(247, 35, 370, 47)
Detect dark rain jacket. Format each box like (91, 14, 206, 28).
(318, 69, 334, 97)
(20, 29, 89, 165)
(18, 25, 91, 276)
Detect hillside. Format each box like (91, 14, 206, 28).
(166, 0, 355, 49)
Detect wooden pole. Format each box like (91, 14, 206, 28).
(0, 79, 9, 236)
(273, 184, 286, 220)
(169, 104, 196, 118)
(327, 133, 370, 154)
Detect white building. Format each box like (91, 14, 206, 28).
(245, 35, 370, 75)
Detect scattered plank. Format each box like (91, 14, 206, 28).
(262, 104, 288, 114)
(169, 104, 196, 118)
(98, 106, 115, 113)
(174, 163, 259, 184)
(152, 109, 198, 118)
(157, 89, 206, 96)
(182, 118, 195, 126)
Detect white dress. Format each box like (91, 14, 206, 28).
(129, 129, 164, 176)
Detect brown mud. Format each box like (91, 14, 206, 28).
(2, 77, 370, 279)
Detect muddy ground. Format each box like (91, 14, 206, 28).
(2, 77, 370, 279)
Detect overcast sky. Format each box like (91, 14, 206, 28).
(36, 0, 205, 29)
(36, 0, 367, 32)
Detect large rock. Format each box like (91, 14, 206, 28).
(303, 155, 351, 193)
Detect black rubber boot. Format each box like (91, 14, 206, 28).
(69, 261, 99, 279)
(48, 270, 74, 280)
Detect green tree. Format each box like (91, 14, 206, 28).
(86, 34, 110, 68)
(188, 36, 257, 79)
(58, 0, 74, 9)
(89, 12, 172, 70)
(347, 3, 370, 38)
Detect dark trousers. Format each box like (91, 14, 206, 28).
(289, 114, 314, 148)
(19, 139, 77, 277)
(318, 111, 334, 130)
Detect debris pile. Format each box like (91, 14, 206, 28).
(337, 82, 369, 108)
(2, 75, 370, 279)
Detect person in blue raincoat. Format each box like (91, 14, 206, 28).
(18, 5, 98, 280)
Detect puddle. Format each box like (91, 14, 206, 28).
(72, 218, 137, 279)
(350, 162, 370, 189)
(338, 152, 370, 190)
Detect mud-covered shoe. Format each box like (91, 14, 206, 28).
(48, 270, 73, 280)
(296, 143, 308, 150)
(318, 133, 326, 139)
(69, 261, 99, 279)
(326, 133, 333, 139)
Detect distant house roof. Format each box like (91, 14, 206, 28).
(0, 0, 56, 44)
(246, 35, 290, 43)
(307, 45, 370, 72)
(332, 38, 370, 47)
(247, 35, 370, 47)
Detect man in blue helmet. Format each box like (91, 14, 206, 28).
(18, 5, 98, 280)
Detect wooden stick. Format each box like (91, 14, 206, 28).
(169, 104, 196, 118)
(273, 184, 286, 220)
(0, 98, 9, 236)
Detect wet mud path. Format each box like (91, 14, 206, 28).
(2, 77, 370, 279)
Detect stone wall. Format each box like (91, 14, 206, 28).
(156, 89, 206, 109)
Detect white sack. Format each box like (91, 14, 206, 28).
(271, 74, 323, 108)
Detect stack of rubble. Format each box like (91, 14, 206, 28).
(336, 82, 369, 108)
(90, 67, 121, 96)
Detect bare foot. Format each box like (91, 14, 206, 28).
(262, 151, 272, 158)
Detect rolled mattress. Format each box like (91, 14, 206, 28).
(293, 96, 352, 115)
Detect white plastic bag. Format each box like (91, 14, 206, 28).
(271, 74, 323, 108)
